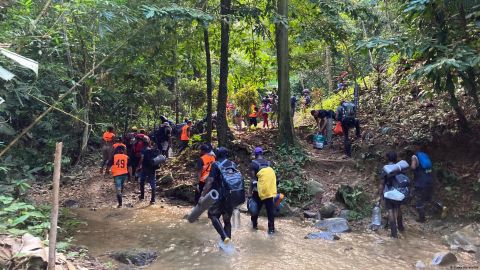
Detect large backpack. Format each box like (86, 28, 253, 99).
(341, 102, 356, 118)
(253, 160, 277, 200)
(385, 172, 410, 202)
(172, 124, 185, 139)
(218, 159, 245, 208)
(416, 152, 432, 172)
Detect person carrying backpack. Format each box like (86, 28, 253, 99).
(195, 144, 216, 205)
(106, 146, 131, 208)
(179, 120, 192, 153)
(379, 151, 407, 238)
(410, 143, 442, 223)
(100, 126, 115, 174)
(249, 147, 277, 234)
(335, 100, 360, 157)
(137, 141, 165, 205)
(155, 120, 172, 157)
(201, 147, 245, 244)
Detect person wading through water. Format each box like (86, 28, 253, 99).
(100, 126, 115, 174)
(201, 147, 245, 244)
(249, 147, 277, 234)
(106, 146, 131, 208)
(179, 120, 192, 153)
(137, 140, 163, 205)
(195, 144, 216, 205)
(379, 151, 406, 238)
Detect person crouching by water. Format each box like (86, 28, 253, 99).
(201, 147, 235, 244)
(106, 146, 131, 208)
(379, 151, 405, 238)
(249, 147, 277, 234)
(195, 144, 216, 205)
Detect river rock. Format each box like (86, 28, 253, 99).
(315, 218, 351, 233)
(164, 184, 195, 204)
(415, 260, 426, 269)
(305, 232, 340, 240)
(319, 203, 337, 218)
(338, 209, 350, 220)
(304, 210, 318, 219)
(158, 173, 174, 186)
(111, 249, 158, 266)
(306, 180, 325, 197)
(431, 252, 457, 266)
(443, 223, 480, 253)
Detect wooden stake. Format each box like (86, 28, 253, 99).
(48, 142, 63, 270)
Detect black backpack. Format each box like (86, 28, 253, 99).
(217, 159, 245, 208)
(172, 124, 185, 139)
(339, 102, 356, 120)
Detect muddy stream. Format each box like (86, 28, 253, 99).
(70, 203, 477, 270)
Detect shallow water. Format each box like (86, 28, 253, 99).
(72, 204, 476, 270)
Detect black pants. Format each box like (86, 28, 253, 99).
(178, 140, 189, 153)
(140, 171, 156, 203)
(249, 117, 258, 127)
(341, 117, 360, 157)
(415, 185, 433, 220)
(208, 202, 233, 241)
(194, 182, 205, 205)
(251, 192, 275, 231)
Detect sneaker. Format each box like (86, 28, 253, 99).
(268, 229, 275, 235)
(223, 237, 231, 244)
(117, 204, 122, 208)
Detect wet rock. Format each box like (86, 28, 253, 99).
(443, 223, 480, 253)
(315, 218, 351, 233)
(415, 260, 426, 269)
(319, 202, 337, 218)
(111, 249, 158, 266)
(303, 210, 318, 219)
(164, 184, 195, 204)
(431, 252, 457, 266)
(305, 232, 340, 240)
(338, 209, 350, 220)
(158, 173, 174, 186)
(62, 199, 79, 208)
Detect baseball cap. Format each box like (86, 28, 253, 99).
(254, 147, 263, 155)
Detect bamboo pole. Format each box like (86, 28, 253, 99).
(48, 142, 63, 270)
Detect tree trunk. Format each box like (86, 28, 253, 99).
(204, 26, 213, 143)
(173, 47, 179, 124)
(276, 0, 295, 146)
(446, 72, 470, 132)
(217, 0, 232, 147)
(325, 47, 333, 94)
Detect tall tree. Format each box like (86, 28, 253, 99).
(276, 0, 295, 146)
(216, 0, 232, 146)
(203, 1, 213, 143)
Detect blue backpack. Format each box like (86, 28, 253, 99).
(218, 160, 245, 208)
(416, 152, 432, 171)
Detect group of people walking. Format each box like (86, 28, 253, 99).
(100, 121, 279, 243)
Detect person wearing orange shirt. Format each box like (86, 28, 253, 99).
(249, 104, 259, 128)
(100, 126, 115, 174)
(106, 146, 131, 208)
(179, 120, 192, 153)
(195, 144, 216, 204)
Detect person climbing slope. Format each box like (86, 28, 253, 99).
(100, 126, 115, 174)
(195, 144, 216, 205)
(179, 120, 192, 153)
(137, 140, 164, 205)
(379, 151, 406, 238)
(201, 147, 245, 244)
(155, 120, 172, 157)
(106, 146, 131, 208)
(336, 100, 360, 157)
(249, 104, 259, 128)
(249, 147, 277, 234)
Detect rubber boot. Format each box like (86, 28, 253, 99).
(397, 215, 405, 232)
(211, 217, 228, 241)
(416, 208, 426, 223)
(117, 194, 122, 208)
(390, 222, 398, 238)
